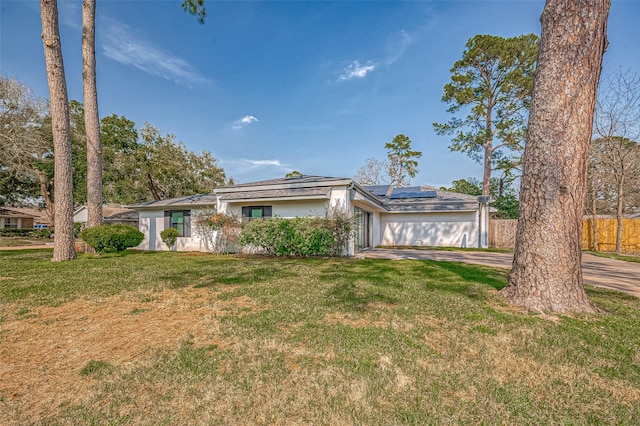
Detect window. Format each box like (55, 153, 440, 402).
(164, 210, 191, 237)
(242, 206, 272, 221)
(5, 218, 18, 229)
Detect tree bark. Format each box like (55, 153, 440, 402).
(501, 0, 610, 313)
(35, 168, 55, 227)
(40, 0, 76, 261)
(82, 0, 102, 254)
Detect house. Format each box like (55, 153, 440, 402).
(0, 207, 39, 229)
(73, 205, 140, 228)
(131, 175, 490, 255)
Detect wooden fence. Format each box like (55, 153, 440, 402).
(490, 218, 640, 254)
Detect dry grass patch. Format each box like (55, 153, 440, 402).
(0, 285, 262, 420)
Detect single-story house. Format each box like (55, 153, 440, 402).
(131, 175, 490, 255)
(73, 205, 140, 228)
(0, 207, 38, 229)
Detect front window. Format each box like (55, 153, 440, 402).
(171, 211, 185, 236)
(5, 218, 18, 229)
(242, 206, 272, 221)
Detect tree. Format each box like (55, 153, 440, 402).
(589, 70, 640, 253)
(0, 77, 55, 215)
(285, 171, 302, 178)
(385, 134, 421, 188)
(40, 0, 76, 261)
(82, 0, 103, 255)
(501, 0, 610, 313)
(442, 177, 520, 219)
(353, 158, 390, 186)
(434, 34, 538, 196)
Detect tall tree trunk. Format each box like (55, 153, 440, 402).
(615, 177, 624, 253)
(40, 0, 76, 261)
(82, 0, 102, 254)
(482, 105, 493, 197)
(501, 0, 610, 313)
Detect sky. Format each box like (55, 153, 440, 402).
(2, 0, 640, 187)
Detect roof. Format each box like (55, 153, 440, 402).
(129, 194, 218, 209)
(364, 185, 481, 212)
(219, 186, 332, 202)
(218, 175, 348, 190)
(131, 177, 483, 213)
(0, 207, 39, 218)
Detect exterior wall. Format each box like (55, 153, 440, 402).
(221, 199, 330, 219)
(380, 211, 480, 248)
(74, 207, 88, 224)
(138, 208, 210, 252)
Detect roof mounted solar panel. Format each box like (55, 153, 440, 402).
(389, 187, 437, 199)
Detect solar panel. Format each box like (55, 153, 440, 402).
(389, 187, 437, 199)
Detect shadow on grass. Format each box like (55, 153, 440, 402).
(428, 261, 507, 292)
(326, 281, 398, 311)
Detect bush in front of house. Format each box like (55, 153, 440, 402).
(81, 224, 144, 254)
(160, 227, 180, 250)
(238, 216, 343, 257)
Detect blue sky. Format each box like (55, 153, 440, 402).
(2, 1, 639, 186)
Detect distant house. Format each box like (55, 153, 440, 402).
(131, 175, 490, 255)
(0, 208, 38, 229)
(73, 205, 139, 228)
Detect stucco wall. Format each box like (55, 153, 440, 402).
(380, 211, 479, 248)
(221, 199, 330, 219)
(138, 209, 210, 252)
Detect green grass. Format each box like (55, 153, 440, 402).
(585, 251, 640, 263)
(1, 249, 639, 424)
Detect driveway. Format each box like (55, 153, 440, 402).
(357, 248, 640, 299)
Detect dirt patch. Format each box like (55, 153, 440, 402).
(0, 286, 263, 420)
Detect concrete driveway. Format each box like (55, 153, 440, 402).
(357, 248, 640, 299)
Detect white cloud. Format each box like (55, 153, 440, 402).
(232, 115, 259, 129)
(59, 1, 81, 30)
(100, 18, 208, 86)
(338, 60, 376, 81)
(384, 29, 413, 66)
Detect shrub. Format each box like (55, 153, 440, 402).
(192, 212, 240, 254)
(238, 217, 337, 257)
(160, 228, 180, 249)
(81, 224, 144, 254)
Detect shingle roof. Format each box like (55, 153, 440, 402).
(219, 186, 332, 201)
(0, 207, 38, 218)
(218, 175, 347, 189)
(130, 193, 218, 209)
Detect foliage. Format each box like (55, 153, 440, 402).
(0, 78, 231, 207)
(285, 171, 303, 178)
(181, 0, 206, 23)
(353, 157, 390, 186)
(81, 224, 144, 254)
(193, 212, 240, 254)
(443, 177, 519, 219)
(238, 217, 332, 257)
(238, 203, 354, 257)
(385, 134, 422, 188)
(433, 34, 539, 194)
(160, 227, 180, 250)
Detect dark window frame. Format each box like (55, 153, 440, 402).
(164, 210, 191, 237)
(241, 206, 273, 221)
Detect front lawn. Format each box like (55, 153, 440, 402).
(1, 250, 639, 424)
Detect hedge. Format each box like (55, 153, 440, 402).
(80, 224, 144, 254)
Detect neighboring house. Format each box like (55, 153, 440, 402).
(132, 175, 490, 255)
(73, 205, 140, 228)
(3, 207, 50, 228)
(0, 208, 38, 229)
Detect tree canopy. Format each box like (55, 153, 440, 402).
(442, 177, 519, 219)
(433, 33, 538, 196)
(385, 134, 422, 188)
